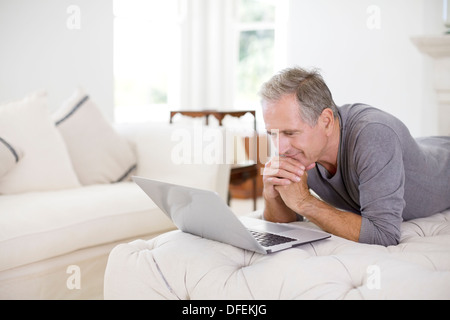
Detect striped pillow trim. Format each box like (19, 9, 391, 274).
(114, 163, 138, 183)
(55, 95, 89, 126)
(0, 137, 20, 163)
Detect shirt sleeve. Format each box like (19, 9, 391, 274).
(354, 123, 406, 246)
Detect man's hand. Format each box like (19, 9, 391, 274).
(263, 156, 303, 198)
(275, 168, 314, 213)
(263, 156, 315, 204)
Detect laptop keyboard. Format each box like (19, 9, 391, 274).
(249, 230, 297, 247)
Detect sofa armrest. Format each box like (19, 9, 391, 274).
(115, 122, 231, 201)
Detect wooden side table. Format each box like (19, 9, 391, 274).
(170, 110, 256, 130)
(169, 109, 258, 210)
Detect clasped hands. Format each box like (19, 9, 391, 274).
(263, 156, 316, 212)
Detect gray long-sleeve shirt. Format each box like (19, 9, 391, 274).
(307, 104, 450, 246)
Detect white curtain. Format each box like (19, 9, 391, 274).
(175, 0, 237, 110)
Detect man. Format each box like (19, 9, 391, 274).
(260, 67, 450, 246)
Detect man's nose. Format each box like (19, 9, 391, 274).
(274, 135, 290, 156)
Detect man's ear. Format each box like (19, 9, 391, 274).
(320, 108, 335, 133)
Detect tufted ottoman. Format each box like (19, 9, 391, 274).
(104, 210, 450, 300)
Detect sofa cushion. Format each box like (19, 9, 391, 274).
(0, 91, 81, 194)
(0, 136, 23, 178)
(0, 182, 175, 271)
(104, 209, 450, 300)
(128, 122, 231, 201)
(53, 88, 137, 185)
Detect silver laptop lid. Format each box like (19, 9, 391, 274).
(132, 176, 267, 254)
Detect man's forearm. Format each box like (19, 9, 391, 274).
(298, 196, 362, 242)
(263, 194, 299, 223)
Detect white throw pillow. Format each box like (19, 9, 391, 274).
(0, 137, 23, 178)
(53, 88, 137, 185)
(0, 91, 81, 194)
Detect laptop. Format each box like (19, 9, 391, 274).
(133, 176, 330, 254)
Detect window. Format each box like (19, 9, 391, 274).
(235, 0, 277, 108)
(113, 0, 287, 124)
(113, 0, 181, 122)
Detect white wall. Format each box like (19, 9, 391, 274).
(0, 0, 445, 134)
(284, 0, 445, 137)
(0, 0, 113, 120)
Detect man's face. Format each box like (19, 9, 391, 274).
(262, 93, 328, 168)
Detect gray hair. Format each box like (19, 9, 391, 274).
(259, 67, 338, 126)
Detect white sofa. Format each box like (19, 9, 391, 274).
(104, 209, 450, 300)
(0, 90, 231, 300)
